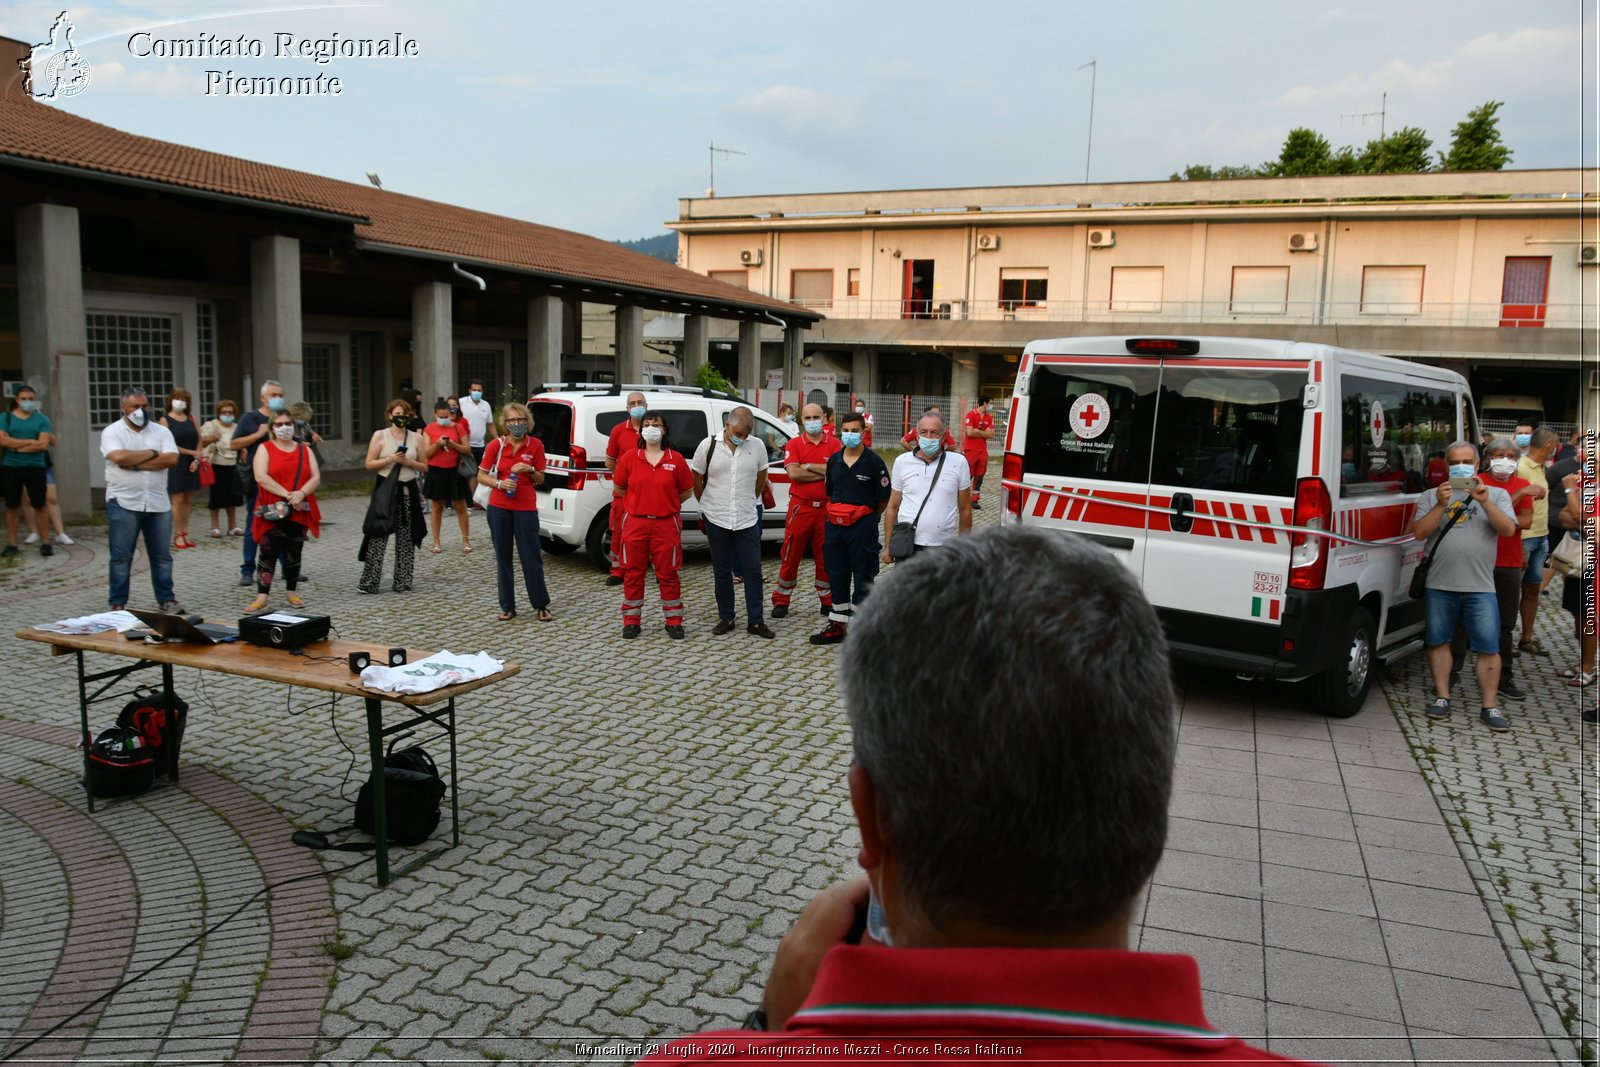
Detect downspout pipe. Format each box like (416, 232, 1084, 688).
(452, 262, 486, 290)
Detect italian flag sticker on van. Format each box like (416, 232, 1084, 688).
(1251, 595, 1283, 621)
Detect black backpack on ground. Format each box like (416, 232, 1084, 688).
(354, 744, 445, 845)
(85, 724, 155, 798)
(117, 688, 189, 779)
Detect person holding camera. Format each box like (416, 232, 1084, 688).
(246, 409, 321, 612)
(358, 398, 427, 595)
(1412, 441, 1518, 731)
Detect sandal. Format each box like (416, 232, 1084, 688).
(431, 542, 443, 554)
(497, 610, 517, 621)
(286, 594, 307, 608)
(229, 527, 245, 536)
(245, 594, 269, 612)
(1557, 664, 1580, 679)
(462, 542, 472, 554)
(536, 608, 554, 623)
(1570, 671, 1596, 688)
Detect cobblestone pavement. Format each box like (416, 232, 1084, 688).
(0, 497, 1592, 1064)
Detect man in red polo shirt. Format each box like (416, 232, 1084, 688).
(773, 402, 841, 620)
(642, 528, 1315, 1066)
(962, 396, 995, 508)
(602, 391, 647, 586)
(898, 405, 957, 452)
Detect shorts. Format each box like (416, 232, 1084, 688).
(1521, 535, 1549, 583)
(1, 466, 47, 509)
(1425, 589, 1500, 653)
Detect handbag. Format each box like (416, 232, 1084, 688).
(889, 451, 946, 561)
(197, 458, 216, 487)
(255, 445, 305, 522)
(1550, 531, 1586, 577)
(234, 456, 255, 497)
(456, 451, 479, 481)
(1409, 500, 1465, 599)
(472, 440, 504, 509)
(363, 463, 402, 538)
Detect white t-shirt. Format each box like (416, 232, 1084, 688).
(891, 448, 971, 547)
(692, 434, 766, 531)
(459, 396, 495, 448)
(101, 418, 178, 512)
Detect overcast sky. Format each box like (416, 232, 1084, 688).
(5, 1, 1593, 241)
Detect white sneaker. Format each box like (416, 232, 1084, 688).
(54, 532, 74, 546)
(210, 528, 222, 538)
(23, 532, 39, 545)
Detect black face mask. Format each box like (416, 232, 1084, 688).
(391, 415, 408, 427)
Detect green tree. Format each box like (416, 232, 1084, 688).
(1440, 101, 1512, 171)
(1267, 127, 1334, 177)
(1359, 126, 1435, 173)
(692, 360, 734, 394)
(1168, 162, 1260, 181)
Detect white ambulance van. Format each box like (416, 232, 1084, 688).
(999, 336, 1477, 716)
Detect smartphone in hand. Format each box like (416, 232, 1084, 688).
(1448, 475, 1476, 492)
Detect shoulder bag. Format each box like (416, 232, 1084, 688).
(889, 451, 946, 562)
(472, 439, 504, 509)
(1409, 500, 1465, 599)
(1550, 530, 1586, 577)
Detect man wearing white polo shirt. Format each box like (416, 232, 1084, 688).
(101, 386, 183, 613)
(458, 380, 497, 506)
(882, 412, 971, 563)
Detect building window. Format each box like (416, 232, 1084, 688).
(709, 269, 748, 289)
(86, 312, 175, 428)
(999, 268, 1048, 310)
(790, 269, 833, 309)
(1229, 266, 1289, 315)
(1360, 265, 1424, 315)
(195, 302, 217, 416)
(302, 342, 338, 438)
(1500, 256, 1550, 328)
(458, 348, 504, 408)
(847, 268, 860, 297)
(1110, 267, 1163, 313)
(1338, 375, 1456, 498)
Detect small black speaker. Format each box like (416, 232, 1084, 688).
(386, 647, 407, 667)
(348, 650, 371, 673)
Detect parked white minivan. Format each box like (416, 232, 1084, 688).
(527, 384, 795, 568)
(1000, 336, 1477, 715)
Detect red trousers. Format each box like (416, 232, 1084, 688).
(965, 448, 988, 500)
(608, 497, 626, 577)
(619, 514, 683, 624)
(773, 500, 831, 608)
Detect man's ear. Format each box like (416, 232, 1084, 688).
(848, 765, 886, 871)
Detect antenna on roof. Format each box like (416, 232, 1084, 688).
(707, 142, 745, 198)
(365, 172, 382, 189)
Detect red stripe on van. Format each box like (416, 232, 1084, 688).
(1313, 362, 1323, 383)
(1230, 503, 1253, 541)
(1005, 395, 1021, 452)
(1311, 412, 1322, 476)
(1358, 503, 1410, 542)
(1254, 506, 1277, 544)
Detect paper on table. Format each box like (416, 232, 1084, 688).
(35, 610, 143, 635)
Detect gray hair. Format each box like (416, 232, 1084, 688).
(120, 386, 148, 400)
(840, 526, 1175, 935)
(259, 379, 282, 398)
(917, 412, 947, 433)
(1485, 436, 1518, 456)
(1531, 426, 1559, 451)
(1445, 440, 1479, 462)
(728, 405, 753, 429)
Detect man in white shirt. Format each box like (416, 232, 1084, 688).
(100, 386, 183, 612)
(883, 413, 972, 562)
(458, 381, 497, 507)
(692, 406, 773, 637)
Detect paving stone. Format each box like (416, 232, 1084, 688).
(1380, 920, 1521, 988)
(1138, 929, 1264, 1000)
(1258, 829, 1365, 877)
(1264, 946, 1404, 1023)
(1262, 902, 1388, 966)
(1145, 884, 1262, 944)
(1265, 1001, 1411, 1063)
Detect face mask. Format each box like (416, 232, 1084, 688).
(274, 424, 294, 440)
(471, 390, 482, 401)
(1489, 458, 1518, 478)
(220, 414, 235, 425)
(17, 399, 39, 414)
(127, 407, 147, 427)
(391, 415, 408, 428)
(267, 396, 285, 413)
(1514, 433, 1531, 448)
(918, 436, 942, 457)
(803, 419, 823, 435)
(1448, 463, 1477, 481)
(641, 426, 663, 444)
(729, 433, 746, 448)
(437, 416, 452, 425)
(840, 431, 863, 449)
(172, 399, 187, 413)
(854, 407, 864, 414)
(629, 405, 647, 421)
(508, 422, 529, 438)
(1341, 462, 1357, 480)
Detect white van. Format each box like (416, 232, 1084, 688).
(999, 336, 1477, 716)
(528, 384, 794, 568)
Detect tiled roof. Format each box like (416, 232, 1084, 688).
(0, 93, 819, 321)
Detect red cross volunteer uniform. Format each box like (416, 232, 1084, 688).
(640, 946, 1311, 1064)
(962, 406, 993, 503)
(613, 446, 693, 628)
(604, 419, 642, 578)
(774, 431, 841, 615)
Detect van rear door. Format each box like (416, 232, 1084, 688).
(1006, 354, 1162, 574)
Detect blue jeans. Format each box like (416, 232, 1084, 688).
(1521, 534, 1549, 584)
(1425, 588, 1499, 653)
(706, 521, 763, 623)
(241, 487, 258, 575)
(107, 498, 174, 608)
(487, 506, 550, 614)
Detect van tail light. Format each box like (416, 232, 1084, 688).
(1289, 476, 1331, 590)
(567, 444, 588, 491)
(1003, 452, 1024, 519)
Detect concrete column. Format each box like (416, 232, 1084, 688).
(527, 294, 562, 387)
(683, 314, 710, 383)
(411, 281, 452, 409)
(737, 321, 762, 391)
(950, 352, 980, 414)
(615, 304, 644, 384)
(16, 204, 90, 521)
(249, 235, 303, 400)
(782, 325, 805, 391)
(561, 298, 582, 360)
(851, 347, 874, 399)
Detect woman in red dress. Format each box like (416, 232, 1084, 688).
(246, 410, 321, 611)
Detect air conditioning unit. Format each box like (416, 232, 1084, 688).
(1288, 231, 1319, 252)
(1579, 244, 1598, 266)
(976, 233, 1000, 251)
(1087, 229, 1115, 249)
(740, 249, 763, 266)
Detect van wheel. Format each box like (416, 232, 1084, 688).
(585, 508, 612, 571)
(542, 538, 579, 556)
(1314, 607, 1375, 718)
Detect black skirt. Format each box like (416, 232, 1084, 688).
(424, 465, 467, 501)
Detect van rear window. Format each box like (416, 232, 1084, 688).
(530, 402, 572, 458)
(1022, 365, 1160, 485)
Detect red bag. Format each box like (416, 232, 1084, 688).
(197, 459, 216, 487)
(826, 502, 873, 526)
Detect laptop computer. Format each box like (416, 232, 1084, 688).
(127, 608, 238, 645)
